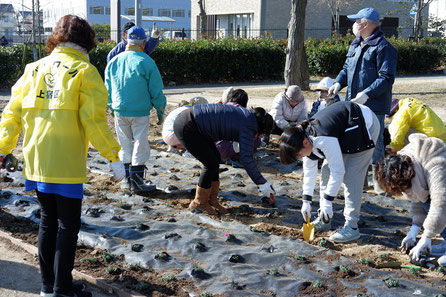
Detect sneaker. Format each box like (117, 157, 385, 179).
(431, 240, 446, 256)
(41, 283, 87, 297)
(329, 225, 360, 243)
(438, 254, 446, 267)
(40, 292, 53, 297)
(312, 217, 332, 232)
(167, 146, 179, 153)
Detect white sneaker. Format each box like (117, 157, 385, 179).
(431, 240, 446, 256)
(40, 292, 53, 297)
(312, 217, 332, 232)
(329, 225, 360, 243)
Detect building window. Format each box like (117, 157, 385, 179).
(188, 10, 191, 17)
(90, 6, 104, 15)
(142, 8, 153, 16)
(105, 6, 110, 15)
(172, 9, 185, 17)
(125, 7, 135, 15)
(158, 9, 171, 17)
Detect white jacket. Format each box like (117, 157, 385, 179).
(270, 92, 308, 129)
(162, 106, 190, 139)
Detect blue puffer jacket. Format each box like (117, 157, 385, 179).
(193, 104, 267, 185)
(106, 37, 159, 63)
(336, 29, 397, 115)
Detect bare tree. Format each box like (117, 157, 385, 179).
(284, 0, 310, 89)
(324, 0, 341, 36)
(413, 0, 434, 41)
(198, 0, 207, 38)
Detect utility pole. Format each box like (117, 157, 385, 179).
(31, 0, 37, 61)
(37, 0, 42, 58)
(135, 0, 141, 26)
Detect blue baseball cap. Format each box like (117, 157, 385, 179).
(347, 8, 381, 21)
(127, 26, 146, 40)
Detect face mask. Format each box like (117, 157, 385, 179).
(352, 22, 362, 37)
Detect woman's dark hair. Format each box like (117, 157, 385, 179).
(377, 152, 415, 196)
(46, 15, 97, 53)
(279, 119, 314, 165)
(253, 107, 273, 135)
(228, 89, 248, 107)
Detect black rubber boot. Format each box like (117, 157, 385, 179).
(130, 165, 156, 193)
(124, 163, 131, 189)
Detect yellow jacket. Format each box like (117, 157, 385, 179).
(389, 98, 446, 151)
(0, 46, 120, 183)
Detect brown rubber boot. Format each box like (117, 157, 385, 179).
(189, 186, 218, 215)
(209, 181, 227, 214)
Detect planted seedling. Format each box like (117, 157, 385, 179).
(161, 274, 176, 282)
(409, 267, 419, 275)
(229, 254, 245, 263)
(76, 241, 86, 248)
(230, 280, 245, 290)
(80, 257, 98, 264)
(338, 265, 354, 276)
(200, 292, 213, 297)
(437, 267, 446, 274)
(129, 263, 141, 271)
(312, 280, 323, 288)
(267, 268, 280, 276)
(191, 267, 210, 279)
(318, 238, 327, 247)
(117, 201, 131, 210)
(105, 265, 121, 275)
(294, 255, 306, 261)
(250, 226, 262, 233)
(131, 244, 144, 252)
(133, 281, 150, 290)
(383, 276, 399, 288)
(195, 242, 207, 252)
(378, 253, 389, 258)
(155, 251, 170, 261)
(142, 206, 151, 212)
(136, 223, 150, 231)
(142, 197, 153, 203)
(164, 232, 181, 239)
(101, 250, 114, 263)
(359, 258, 373, 265)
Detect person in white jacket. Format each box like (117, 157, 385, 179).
(264, 85, 308, 143)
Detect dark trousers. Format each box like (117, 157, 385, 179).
(37, 191, 82, 295)
(174, 109, 220, 188)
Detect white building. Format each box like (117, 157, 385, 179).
(0, 4, 17, 43)
(429, 0, 446, 36)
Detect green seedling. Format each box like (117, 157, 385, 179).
(101, 250, 114, 263)
(76, 241, 86, 248)
(133, 281, 150, 290)
(105, 265, 121, 275)
(98, 193, 108, 200)
(409, 267, 419, 275)
(359, 257, 373, 264)
(268, 268, 280, 276)
(117, 201, 131, 210)
(80, 257, 98, 264)
(200, 292, 213, 297)
(318, 238, 327, 247)
(383, 276, 399, 288)
(294, 255, 306, 261)
(437, 267, 446, 274)
(378, 253, 389, 258)
(339, 265, 352, 274)
(161, 274, 176, 282)
(250, 226, 262, 233)
(312, 280, 323, 288)
(129, 263, 141, 271)
(155, 251, 170, 260)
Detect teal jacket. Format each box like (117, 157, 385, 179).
(105, 48, 166, 118)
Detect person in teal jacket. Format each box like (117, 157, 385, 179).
(105, 26, 166, 194)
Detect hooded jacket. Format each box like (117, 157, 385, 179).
(0, 46, 120, 183)
(270, 92, 308, 129)
(389, 98, 446, 151)
(399, 134, 446, 238)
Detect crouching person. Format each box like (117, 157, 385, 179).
(377, 134, 446, 265)
(0, 15, 125, 297)
(173, 104, 275, 215)
(105, 26, 166, 194)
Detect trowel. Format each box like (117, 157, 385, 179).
(303, 215, 314, 241)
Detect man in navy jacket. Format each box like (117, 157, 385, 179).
(328, 7, 397, 194)
(107, 22, 160, 63)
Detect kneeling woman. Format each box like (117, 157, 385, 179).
(280, 101, 379, 243)
(377, 134, 446, 265)
(174, 104, 275, 215)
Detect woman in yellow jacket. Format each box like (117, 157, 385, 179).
(0, 15, 124, 297)
(388, 98, 446, 151)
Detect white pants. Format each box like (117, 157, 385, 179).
(114, 115, 150, 166)
(319, 113, 380, 229)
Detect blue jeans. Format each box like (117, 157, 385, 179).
(421, 199, 446, 240)
(371, 114, 385, 164)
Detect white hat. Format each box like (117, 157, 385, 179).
(221, 87, 234, 104)
(315, 77, 334, 91)
(285, 85, 304, 103)
(189, 96, 208, 106)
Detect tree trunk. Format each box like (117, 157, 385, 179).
(284, 0, 310, 89)
(198, 0, 207, 38)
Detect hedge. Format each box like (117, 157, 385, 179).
(1, 36, 445, 89)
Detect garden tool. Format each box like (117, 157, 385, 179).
(303, 215, 314, 241)
(0, 154, 18, 172)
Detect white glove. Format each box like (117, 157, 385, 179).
(110, 161, 125, 182)
(351, 91, 369, 105)
(301, 200, 312, 220)
(259, 181, 275, 197)
(327, 82, 341, 97)
(232, 141, 240, 153)
(318, 197, 333, 223)
(401, 224, 421, 252)
(409, 236, 431, 261)
(151, 22, 160, 38)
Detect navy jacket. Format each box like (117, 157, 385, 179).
(336, 29, 397, 115)
(193, 104, 266, 185)
(107, 37, 159, 63)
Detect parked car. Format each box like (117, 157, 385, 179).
(162, 31, 187, 40)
